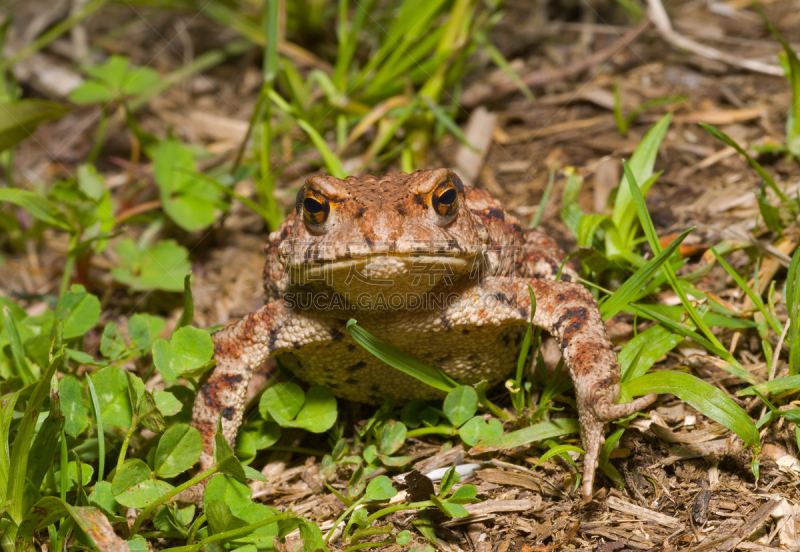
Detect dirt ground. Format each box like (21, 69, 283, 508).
(4, 0, 800, 550)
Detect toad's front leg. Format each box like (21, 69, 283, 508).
(180, 301, 331, 504)
(480, 277, 657, 501)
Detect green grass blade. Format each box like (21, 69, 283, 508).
(708, 246, 783, 336)
(619, 325, 684, 384)
(0, 390, 21, 503)
(628, 371, 759, 449)
(738, 375, 800, 397)
(699, 123, 791, 205)
(608, 114, 671, 255)
(622, 160, 741, 377)
(469, 418, 579, 452)
(634, 305, 759, 384)
(600, 227, 693, 321)
(3, 308, 36, 386)
(86, 376, 105, 483)
(345, 320, 458, 392)
(8, 349, 65, 523)
(786, 245, 800, 375)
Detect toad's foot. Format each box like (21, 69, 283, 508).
(467, 277, 657, 501)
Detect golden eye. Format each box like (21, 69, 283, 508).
(302, 192, 330, 226)
(431, 179, 459, 218)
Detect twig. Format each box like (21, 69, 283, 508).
(646, 0, 783, 77)
(461, 19, 652, 107)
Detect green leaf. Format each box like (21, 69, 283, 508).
(111, 459, 173, 508)
(88, 481, 121, 518)
(154, 390, 182, 417)
(100, 322, 127, 360)
(90, 366, 134, 428)
(55, 284, 100, 340)
(438, 467, 460, 498)
(459, 416, 503, 447)
(154, 139, 220, 231)
(470, 418, 579, 452)
(110, 238, 191, 292)
(68, 81, 113, 104)
(259, 382, 304, 422)
(448, 484, 478, 503)
(60, 375, 89, 437)
(0, 100, 69, 152)
(204, 475, 252, 520)
(431, 495, 468, 518)
(0, 188, 73, 230)
(348, 463, 366, 501)
(206, 499, 235, 534)
(214, 418, 246, 481)
(628, 371, 759, 448)
(128, 313, 165, 354)
(346, 319, 458, 392)
(153, 423, 202, 478)
(379, 420, 407, 456)
(27, 380, 64, 490)
(152, 326, 214, 381)
(443, 386, 478, 427)
(365, 475, 397, 501)
(54, 462, 94, 492)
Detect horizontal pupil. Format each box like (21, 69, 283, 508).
(304, 197, 324, 214)
(438, 188, 457, 205)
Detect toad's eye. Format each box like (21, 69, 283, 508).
(431, 178, 459, 220)
(302, 193, 330, 227)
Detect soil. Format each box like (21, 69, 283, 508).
(3, 0, 800, 550)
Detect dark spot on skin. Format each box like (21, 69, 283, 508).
(223, 374, 243, 384)
(221, 407, 235, 420)
(502, 333, 511, 347)
(553, 307, 588, 332)
(486, 207, 504, 221)
(438, 353, 452, 363)
(467, 354, 477, 363)
(493, 292, 507, 303)
(412, 194, 427, 209)
(518, 307, 528, 319)
(513, 332, 523, 348)
(293, 341, 302, 349)
(345, 378, 358, 384)
(396, 204, 408, 216)
(347, 343, 357, 352)
(331, 328, 344, 341)
(462, 328, 470, 334)
(440, 314, 452, 331)
(370, 384, 381, 393)
(447, 238, 461, 252)
(364, 235, 374, 247)
(354, 207, 366, 219)
(268, 329, 278, 353)
(329, 382, 340, 390)
(348, 361, 367, 373)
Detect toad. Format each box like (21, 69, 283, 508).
(189, 169, 657, 502)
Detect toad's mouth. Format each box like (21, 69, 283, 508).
(286, 252, 481, 282)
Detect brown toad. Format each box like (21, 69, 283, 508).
(190, 169, 657, 501)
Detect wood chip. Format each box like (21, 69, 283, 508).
(476, 468, 543, 493)
(494, 115, 611, 144)
(606, 496, 682, 528)
(661, 436, 743, 465)
(454, 106, 498, 187)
